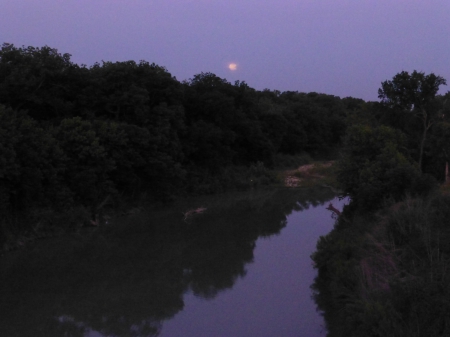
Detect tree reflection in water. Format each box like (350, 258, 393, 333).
(0, 187, 335, 337)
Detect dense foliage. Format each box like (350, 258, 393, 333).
(0, 43, 351, 245)
(313, 70, 450, 336)
(3, 42, 450, 335)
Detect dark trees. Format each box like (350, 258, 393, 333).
(275, 92, 347, 155)
(0, 42, 359, 244)
(83, 60, 183, 124)
(0, 105, 65, 240)
(0, 43, 82, 121)
(183, 73, 274, 169)
(378, 70, 447, 171)
(52, 117, 115, 210)
(337, 125, 423, 210)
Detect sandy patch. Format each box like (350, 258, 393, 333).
(283, 161, 334, 187)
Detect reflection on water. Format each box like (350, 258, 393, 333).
(0, 187, 341, 337)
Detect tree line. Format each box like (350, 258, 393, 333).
(337, 70, 450, 211)
(2, 43, 449, 250)
(3, 42, 450, 334)
(0, 43, 351, 244)
(313, 70, 450, 336)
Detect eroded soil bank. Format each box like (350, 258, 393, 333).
(281, 161, 336, 188)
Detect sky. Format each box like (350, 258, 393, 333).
(1, 0, 449, 101)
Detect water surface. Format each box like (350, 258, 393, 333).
(0, 187, 344, 336)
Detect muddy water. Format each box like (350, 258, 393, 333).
(0, 187, 345, 337)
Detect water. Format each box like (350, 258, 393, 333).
(0, 187, 345, 337)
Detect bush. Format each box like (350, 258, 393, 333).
(313, 193, 450, 337)
(338, 125, 420, 211)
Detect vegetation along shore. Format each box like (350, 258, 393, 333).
(312, 71, 450, 336)
(2, 43, 450, 335)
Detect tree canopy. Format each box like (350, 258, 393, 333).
(378, 70, 447, 170)
(0, 43, 352, 244)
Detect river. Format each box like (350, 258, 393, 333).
(0, 187, 346, 337)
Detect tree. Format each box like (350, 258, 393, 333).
(82, 60, 182, 124)
(0, 43, 82, 120)
(337, 125, 421, 211)
(0, 105, 65, 239)
(423, 93, 450, 179)
(378, 70, 447, 171)
(183, 72, 275, 168)
(53, 117, 115, 213)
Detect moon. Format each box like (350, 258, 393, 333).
(228, 63, 237, 71)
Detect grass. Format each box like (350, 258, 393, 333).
(313, 192, 450, 336)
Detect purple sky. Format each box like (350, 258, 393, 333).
(1, 0, 449, 101)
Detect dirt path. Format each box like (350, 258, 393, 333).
(283, 161, 334, 187)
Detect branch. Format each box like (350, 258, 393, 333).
(183, 207, 207, 222)
(326, 203, 341, 216)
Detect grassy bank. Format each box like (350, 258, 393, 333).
(312, 191, 450, 336)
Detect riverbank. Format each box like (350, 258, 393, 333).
(2, 157, 341, 256)
(312, 190, 450, 336)
(0, 186, 339, 336)
(279, 161, 338, 189)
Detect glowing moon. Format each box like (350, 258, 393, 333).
(228, 63, 237, 71)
